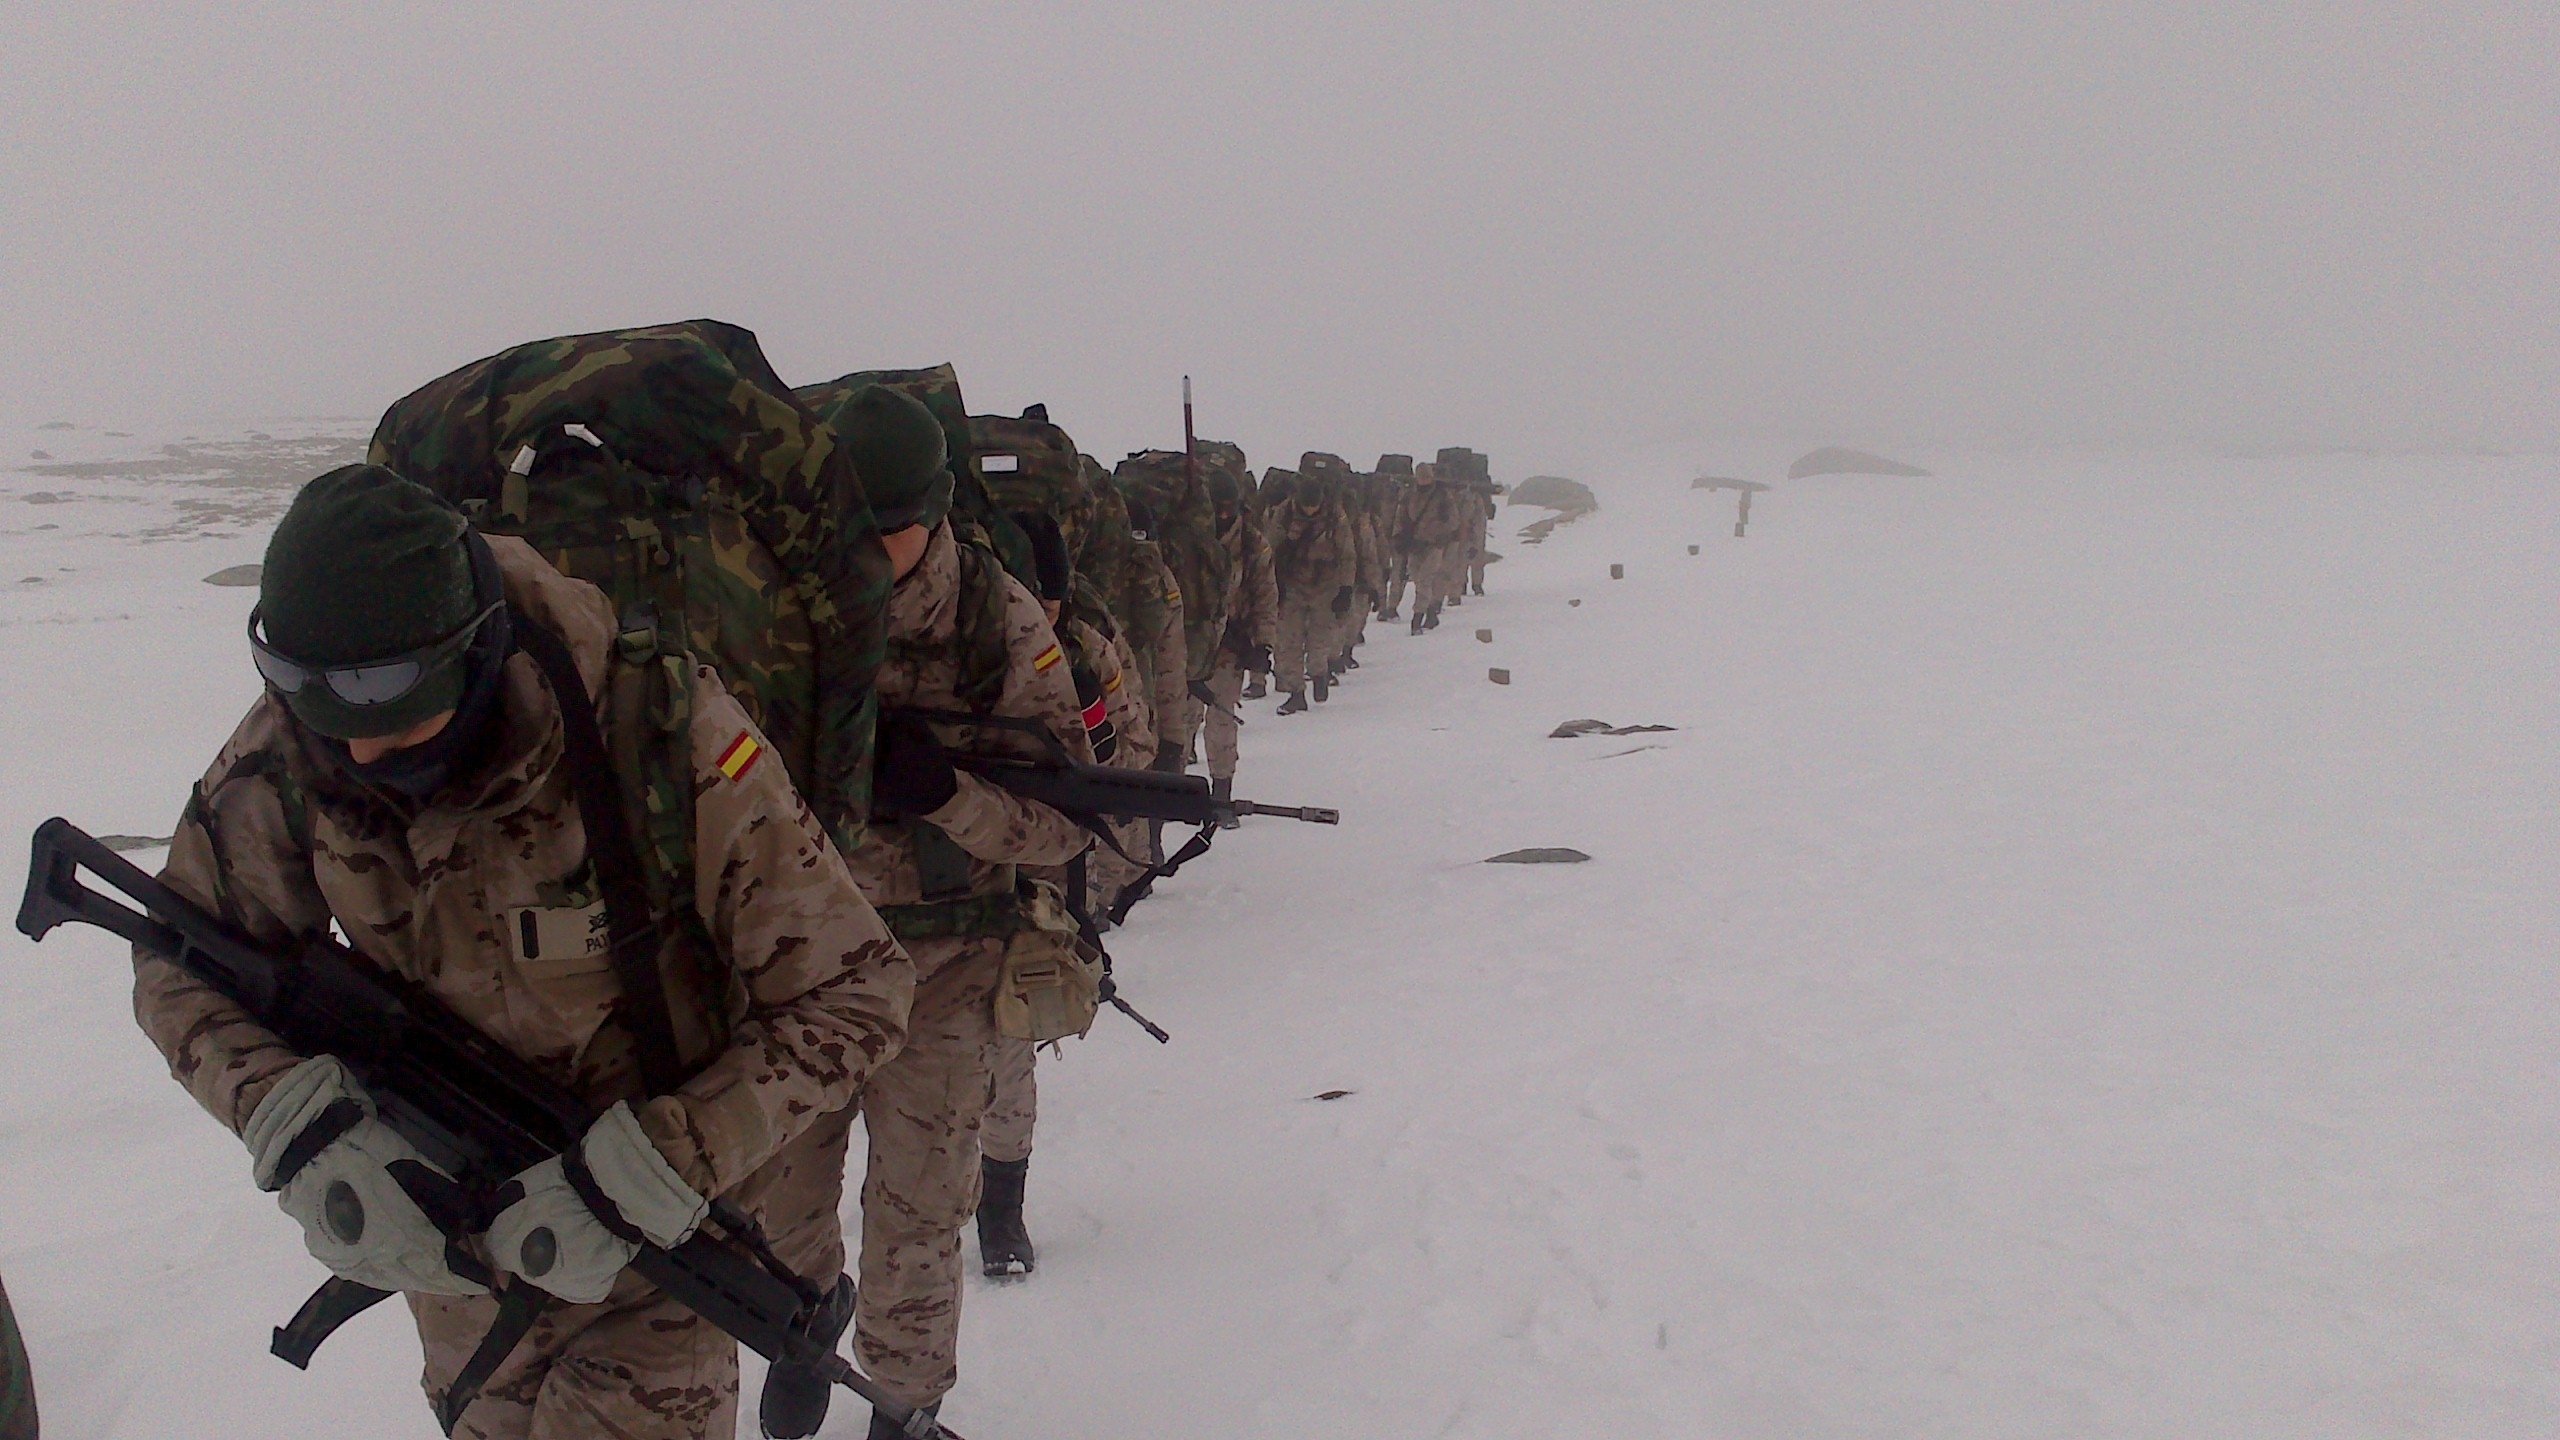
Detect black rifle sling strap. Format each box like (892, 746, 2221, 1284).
(432, 1284, 550, 1436)
(271, 1277, 393, 1369)
(511, 612, 686, 1096)
(1106, 825, 1219, 927)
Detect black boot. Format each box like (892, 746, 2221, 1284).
(1311, 674, 1330, 703)
(1276, 689, 1308, 715)
(868, 1401, 941, 1440)
(977, 1156, 1035, 1278)
(758, 1274, 856, 1438)
(1343, 650, 1360, 670)
(1211, 776, 1239, 829)
(1242, 675, 1267, 699)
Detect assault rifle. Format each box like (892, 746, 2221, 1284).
(16, 819, 958, 1440)
(892, 709, 1337, 926)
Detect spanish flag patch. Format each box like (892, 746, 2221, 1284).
(715, 731, 763, 782)
(1033, 643, 1064, 673)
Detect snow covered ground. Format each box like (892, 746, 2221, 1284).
(1, 428, 2555, 1438)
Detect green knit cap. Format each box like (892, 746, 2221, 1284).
(833, 384, 951, 532)
(259, 464, 479, 739)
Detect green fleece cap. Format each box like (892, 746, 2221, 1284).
(258, 465, 478, 739)
(835, 384, 952, 532)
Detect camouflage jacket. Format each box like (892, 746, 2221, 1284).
(1400, 479, 1475, 551)
(1350, 503, 1383, 596)
(133, 537, 914, 1201)
(1219, 513, 1278, 657)
(1123, 539, 1188, 737)
(848, 523, 1092, 928)
(1270, 498, 1358, 601)
(1063, 615, 1150, 763)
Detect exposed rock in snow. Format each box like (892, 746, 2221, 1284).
(1787, 446, 1931, 479)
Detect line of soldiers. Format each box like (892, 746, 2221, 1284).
(1246, 447, 1499, 713)
(97, 319, 1496, 1440)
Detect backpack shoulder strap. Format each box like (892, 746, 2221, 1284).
(510, 611, 686, 1096)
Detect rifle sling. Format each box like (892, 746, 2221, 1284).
(433, 1284, 550, 1435)
(270, 1277, 392, 1369)
(512, 612, 686, 1097)
(1106, 824, 1219, 926)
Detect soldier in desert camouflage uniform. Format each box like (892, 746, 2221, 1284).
(1296, 453, 1371, 687)
(131, 466, 916, 1440)
(1400, 460, 1476, 634)
(1266, 466, 1358, 714)
(1203, 466, 1277, 817)
(1371, 454, 1416, 621)
(805, 386, 1095, 1434)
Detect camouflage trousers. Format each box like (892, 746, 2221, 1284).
(1088, 819, 1154, 912)
(853, 935, 1005, 1408)
(1170, 696, 1204, 767)
(1202, 661, 1246, 779)
(1411, 545, 1463, 616)
(1337, 589, 1370, 661)
(414, 1106, 855, 1439)
(982, 1035, 1037, 1165)
(1273, 592, 1335, 694)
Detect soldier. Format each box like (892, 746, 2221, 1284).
(1371, 454, 1416, 620)
(1119, 496, 1190, 771)
(1296, 453, 1370, 688)
(1203, 467, 1276, 821)
(1400, 460, 1475, 634)
(809, 387, 1097, 1435)
(1266, 465, 1357, 714)
(1467, 480, 1495, 597)
(131, 465, 916, 1440)
(1240, 469, 1286, 700)
(975, 507, 1144, 1279)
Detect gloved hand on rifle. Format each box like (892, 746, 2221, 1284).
(485, 1101, 709, 1305)
(870, 711, 959, 819)
(244, 1054, 488, 1297)
(1330, 585, 1354, 616)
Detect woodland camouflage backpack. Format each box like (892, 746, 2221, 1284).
(367, 319, 892, 857)
(1114, 447, 1233, 685)
(796, 366, 1018, 714)
(972, 409, 1126, 642)
(799, 364, 1040, 597)
(969, 410, 1093, 553)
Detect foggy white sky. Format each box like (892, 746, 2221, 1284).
(4, 2, 2554, 472)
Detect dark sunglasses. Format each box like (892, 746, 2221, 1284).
(247, 601, 504, 707)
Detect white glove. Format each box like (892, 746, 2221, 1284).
(484, 1101, 708, 1305)
(242, 1055, 488, 1297)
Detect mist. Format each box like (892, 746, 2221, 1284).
(4, 2, 2553, 472)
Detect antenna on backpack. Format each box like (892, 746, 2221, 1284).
(1182, 376, 1201, 500)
